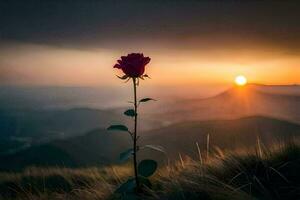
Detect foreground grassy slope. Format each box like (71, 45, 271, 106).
(0, 141, 299, 200)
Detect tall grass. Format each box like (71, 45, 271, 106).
(154, 140, 299, 200)
(0, 141, 299, 200)
(0, 165, 132, 200)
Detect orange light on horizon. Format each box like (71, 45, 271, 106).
(235, 75, 247, 86)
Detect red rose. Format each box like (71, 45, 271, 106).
(114, 53, 151, 78)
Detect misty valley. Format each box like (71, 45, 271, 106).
(0, 84, 299, 171)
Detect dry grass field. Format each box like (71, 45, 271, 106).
(0, 140, 299, 200)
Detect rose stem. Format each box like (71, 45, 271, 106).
(132, 77, 140, 188)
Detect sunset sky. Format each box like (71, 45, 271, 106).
(0, 1, 299, 88)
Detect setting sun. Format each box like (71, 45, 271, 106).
(235, 75, 247, 86)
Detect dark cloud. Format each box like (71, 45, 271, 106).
(0, 0, 300, 50)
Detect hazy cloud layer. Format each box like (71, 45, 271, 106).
(1, 0, 300, 51)
(0, 0, 299, 86)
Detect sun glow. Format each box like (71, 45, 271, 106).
(235, 75, 247, 86)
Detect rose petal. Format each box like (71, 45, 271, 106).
(113, 53, 150, 77)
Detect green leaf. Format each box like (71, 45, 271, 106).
(139, 98, 156, 103)
(124, 109, 136, 117)
(138, 160, 158, 177)
(143, 145, 165, 154)
(117, 75, 129, 80)
(115, 178, 136, 193)
(119, 148, 134, 162)
(138, 176, 152, 188)
(107, 125, 128, 132)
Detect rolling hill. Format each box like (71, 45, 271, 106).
(1, 116, 299, 171)
(141, 116, 300, 159)
(0, 129, 131, 171)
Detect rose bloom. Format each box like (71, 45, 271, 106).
(114, 53, 151, 78)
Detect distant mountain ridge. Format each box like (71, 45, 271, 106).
(247, 84, 300, 96)
(153, 84, 300, 124)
